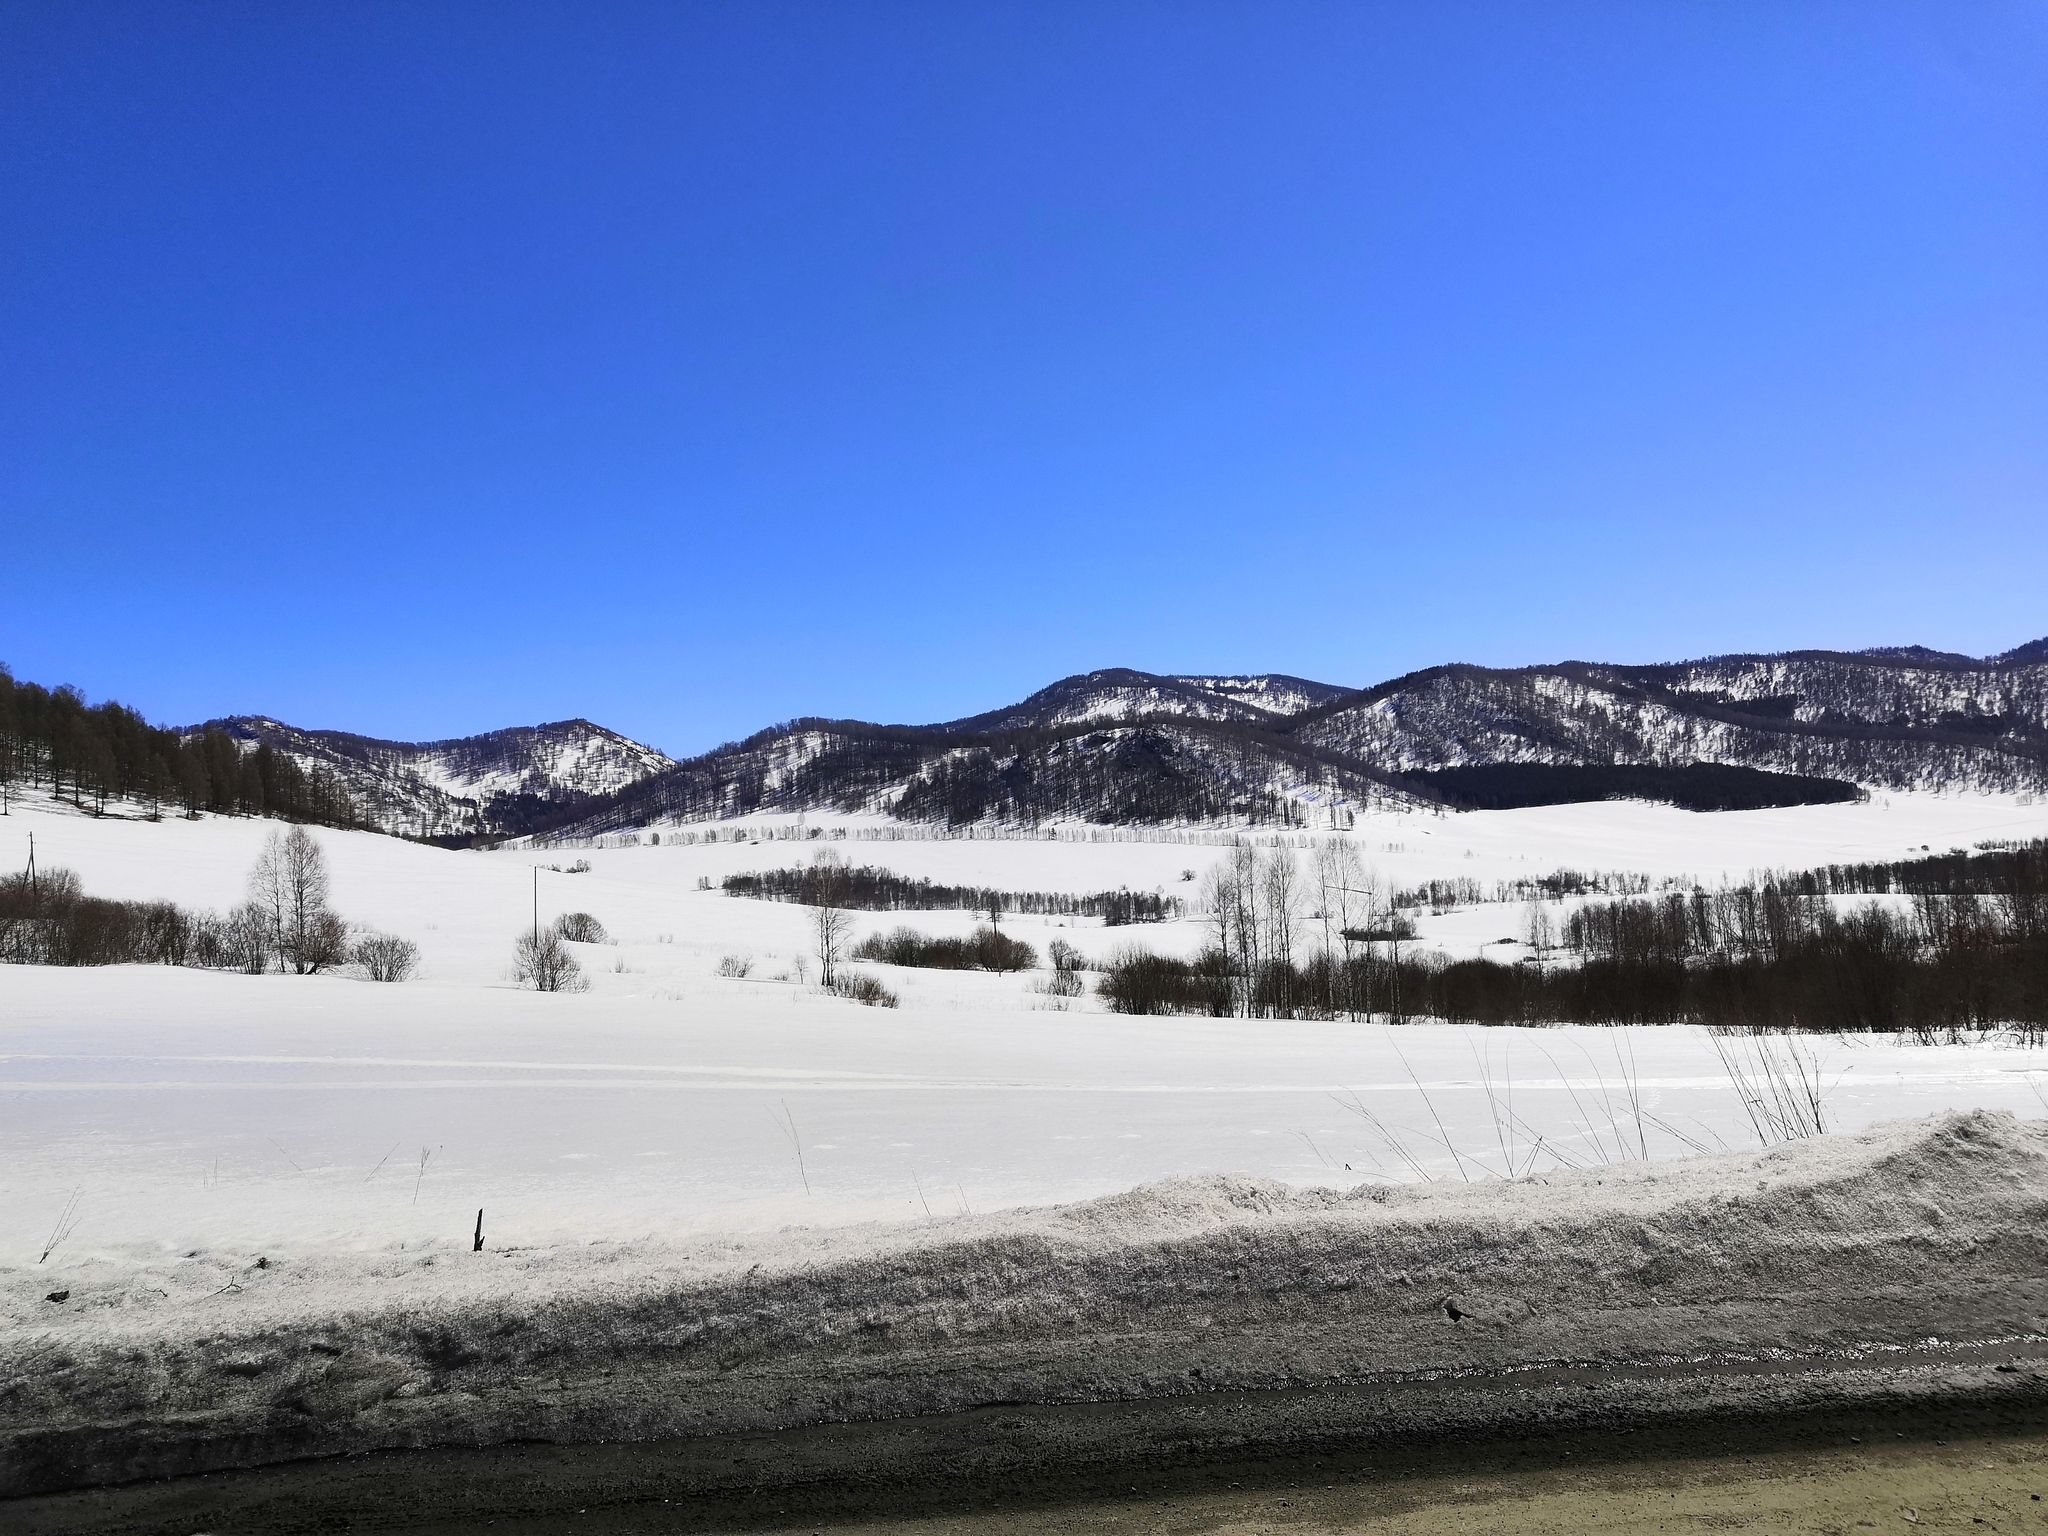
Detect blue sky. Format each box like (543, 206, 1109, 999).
(3, 3, 2043, 755)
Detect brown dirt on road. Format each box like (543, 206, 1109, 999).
(812, 1430, 2048, 1535)
(11, 1397, 2048, 1536)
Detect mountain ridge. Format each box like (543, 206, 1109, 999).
(175, 638, 2048, 838)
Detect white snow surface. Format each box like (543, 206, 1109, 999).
(5, 788, 2047, 1281)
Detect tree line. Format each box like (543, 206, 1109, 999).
(722, 862, 1178, 924)
(1097, 839, 2048, 1039)
(0, 825, 416, 979)
(0, 668, 363, 827)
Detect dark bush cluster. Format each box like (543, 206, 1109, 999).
(1096, 945, 1236, 1015)
(1, 839, 417, 983)
(724, 863, 1176, 924)
(552, 911, 608, 943)
(0, 867, 353, 974)
(851, 925, 1038, 972)
(0, 868, 198, 967)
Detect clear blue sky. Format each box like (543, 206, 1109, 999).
(3, 3, 2043, 755)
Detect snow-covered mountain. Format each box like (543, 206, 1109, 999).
(1299, 646, 2048, 796)
(546, 641, 2048, 835)
(937, 669, 1354, 733)
(191, 640, 2048, 841)
(196, 717, 675, 839)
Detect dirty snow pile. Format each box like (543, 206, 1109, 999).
(5, 1111, 2046, 1496)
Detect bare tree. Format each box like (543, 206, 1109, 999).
(1261, 848, 1300, 970)
(1205, 841, 1297, 1016)
(810, 847, 853, 987)
(247, 826, 345, 973)
(1313, 839, 1377, 1017)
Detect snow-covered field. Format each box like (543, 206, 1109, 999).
(4, 788, 2047, 1273)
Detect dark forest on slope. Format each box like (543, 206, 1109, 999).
(1402, 763, 1864, 811)
(0, 669, 363, 829)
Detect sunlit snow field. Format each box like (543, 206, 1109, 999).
(5, 788, 2047, 1270)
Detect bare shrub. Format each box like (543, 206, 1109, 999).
(828, 971, 899, 1008)
(553, 911, 607, 944)
(299, 910, 351, 973)
(514, 928, 587, 992)
(217, 902, 275, 975)
(1038, 937, 1089, 997)
(1098, 944, 1234, 1016)
(715, 954, 754, 978)
(352, 932, 419, 983)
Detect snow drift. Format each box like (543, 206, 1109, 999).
(6, 1110, 2047, 1498)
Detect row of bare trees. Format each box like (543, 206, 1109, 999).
(1197, 840, 1413, 1016)
(1103, 838, 2048, 1035)
(1, 826, 416, 980)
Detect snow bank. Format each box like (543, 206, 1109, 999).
(7, 1110, 2046, 1497)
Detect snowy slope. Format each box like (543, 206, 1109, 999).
(1169, 672, 1355, 716)
(936, 668, 1307, 731)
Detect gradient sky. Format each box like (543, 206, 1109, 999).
(3, 3, 2044, 756)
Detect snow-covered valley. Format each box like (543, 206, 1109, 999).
(5, 787, 2046, 1271)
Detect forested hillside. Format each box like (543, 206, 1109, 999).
(542, 643, 2048, 837)
(1297, 645, 2048, 796)
(0, 669, 361, 827)
(200, 716, 674, 841)
(13, 640, 2045, 843)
